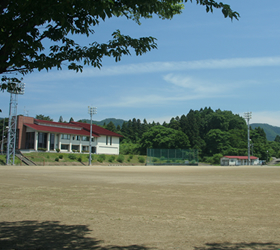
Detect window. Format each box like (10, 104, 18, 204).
(61, 144, 69, 150)
(61, 134, 70, 140)
(50, 134, 55, 150)
(25, 132, 35, 149)
(82, 136, 89, 141)
(76, 136, 80, 141)
(72, 145, 79, 151)
(38, 132, 47, 148)
(106, 136, 112, 145)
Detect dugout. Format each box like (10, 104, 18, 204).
(146, 148, 198, 165)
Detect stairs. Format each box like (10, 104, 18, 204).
(15, 151, 36, 166)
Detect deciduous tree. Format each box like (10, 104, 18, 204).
(140, 125, 190, 150)
(0, 0, 238, 91)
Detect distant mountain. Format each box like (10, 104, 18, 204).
(251, 123, 280, 141)
(78, 118, 127, 127)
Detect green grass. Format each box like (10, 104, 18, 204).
(0, 154, 23, 165)
(0, 153, 146, 165)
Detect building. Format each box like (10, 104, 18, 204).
(220, 155, 259, 166)
(16, 116, 122, 154)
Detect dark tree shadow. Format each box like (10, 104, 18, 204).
(194, 241, 280, 250)
(0, 221, 154, 250)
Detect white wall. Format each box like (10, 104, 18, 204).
(23, 130, 120, 155)
(96, 135, 119, 155)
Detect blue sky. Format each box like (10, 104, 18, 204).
(1, 0, 280, 126)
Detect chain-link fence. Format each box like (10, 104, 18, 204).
(146, 148, 199, 165)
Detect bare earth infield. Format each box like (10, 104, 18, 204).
(0, 165, 280, 250)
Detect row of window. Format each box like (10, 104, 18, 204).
(61, 144, 94, 152)
(61, 134, 94, 142)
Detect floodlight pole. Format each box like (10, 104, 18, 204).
(1, 118, 5, 155)
(6, 82, 25, 165)
(88, 106, 97, 166)
(244, 112, 252, 166)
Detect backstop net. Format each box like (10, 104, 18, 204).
(146, 149, 199, 165)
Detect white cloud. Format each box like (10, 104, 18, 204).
(163, 73, 240, 98)
(24, 56, 280, 82)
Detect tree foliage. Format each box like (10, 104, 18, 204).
(0, 0, 239, 90)
(140, 125, 190, 150)
(35, 114, 53, 121)
(105, 121, 117, 133)
(58, 116, 63, 123)
(117, 108, 275, 161)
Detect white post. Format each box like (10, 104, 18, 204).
(34, 131, 38, 151)
(47, 133, 50, 152)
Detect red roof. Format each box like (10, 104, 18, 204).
(223, 156, 258, 160)
(35, 119, 79, 128)
(24, 123, 97, 137)
(71, 122, 123, 137)
(23, 119, 123, 137)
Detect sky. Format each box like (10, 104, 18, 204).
(1, 0, 280, 126)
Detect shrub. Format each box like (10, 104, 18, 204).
(119, 142, 140, 155)
(117, 154, 124, 163)
(55, 157, 59, 162)
(38, 148, 47, 151)
(152, 158, 158, 163)
(100, 154, 106, 161)
(138, 156, 145, 164)
(127, 158, 130, 162)
(56, 148, 60, 153)
(59, 154, 63, 159)
(68, 154, 77, 160)
(129, 155, 133, 160)
(108, 155, 115, 163)
(205, 154, 223, 165)
(97, 156, 104, 163)
(78, 156, 82, 162)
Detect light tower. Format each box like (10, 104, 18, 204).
(244, 112, 252, 166)
(88, 106, 97, 166)
(6, 82, 25, 165)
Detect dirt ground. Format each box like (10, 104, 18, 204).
(0, 165, 280, 250)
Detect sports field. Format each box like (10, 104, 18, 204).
(0, 165, 279, 250)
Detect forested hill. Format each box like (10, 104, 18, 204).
(79, 118, 126, 127)
(251, 123, 280, 141)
